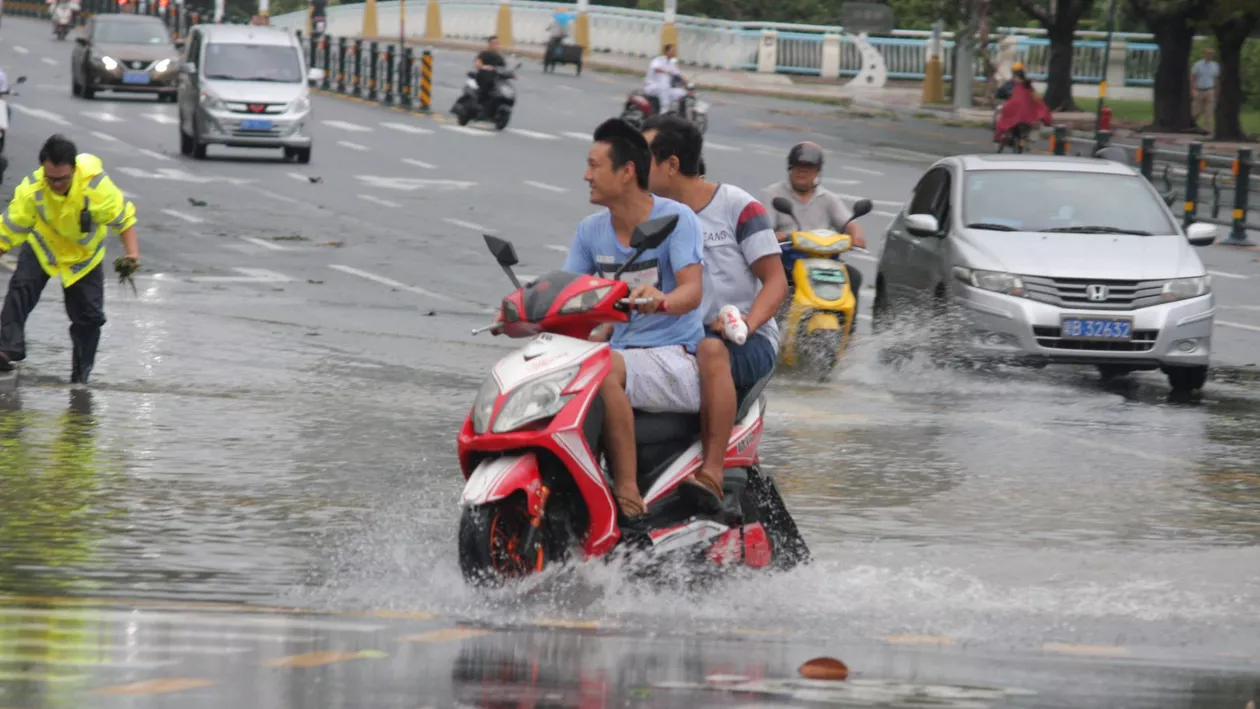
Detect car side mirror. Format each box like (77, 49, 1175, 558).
(483, 234, 519, 267)
(1185, 221, 1217, 247)
(307, 67, 325, 85)
(905, 213, 940, 237)
(629, 214, 679, 251)
(181, 62, 196, 75)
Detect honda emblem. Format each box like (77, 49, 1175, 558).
(1086, 284, 1109, 302)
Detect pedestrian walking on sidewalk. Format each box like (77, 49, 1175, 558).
(0, 134, 140, 385)
(1191, 48, 1220, 134)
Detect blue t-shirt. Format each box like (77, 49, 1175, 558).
(563, 195, 705, 352)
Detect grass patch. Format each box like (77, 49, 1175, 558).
(1102, 98, 1260, 138)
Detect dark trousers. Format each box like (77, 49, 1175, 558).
(0, 245, 106, 384)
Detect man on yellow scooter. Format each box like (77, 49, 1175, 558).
(762, 142, 867, 318)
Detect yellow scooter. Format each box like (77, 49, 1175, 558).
(769, 196, 872, 378)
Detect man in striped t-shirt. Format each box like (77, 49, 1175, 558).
(641, 115, 788, 508)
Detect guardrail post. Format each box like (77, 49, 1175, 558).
(400, 47, 414, 110)
(419, 49, 433, 112)
(1225, 147, 1254, 245)
(1138, 135, 1155, 179)
(337, 36, 348, 93)
(381, 43, 395, 105)
(1050, 125, 1067, 155)
(321, 36, 332, 90)
(367, 40, 379, 101)
(352, 39, 364, 96)
(1183, 141, 1201, 228)
(1093, 129, 1111, 154)
(308, 32, 317, 66)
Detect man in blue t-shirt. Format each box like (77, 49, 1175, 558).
(563, 118, 705, 519)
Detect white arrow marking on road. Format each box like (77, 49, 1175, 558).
(91, 131, 120, 142)
(524, 180, 567, 193)
(401, 158, 437, 169)
(116, 166, 257, 186)
(143, 113, 178, 125)
(382, 121, 434, 135)
(41, 57, 57, 66)
(155, 268, 294, 283)
(82, 112, 124, 123)
(329, 264, 451, 301)
(160, 208, 204, 224)
(443, 217, 496, 233)
(354, 175, 476, 191)
(13, 47, 29, 55)
(442, 125, 490, 136)
(547, 244, 569, 253)
(358, 194, 400, 208)
(138, 148, 173, 162)
(562, 131, 590, 141)
(337, 141, 369, 151)
(508, 128, 559, 140)
(1219, 321, 1260, 333)
(13, 105, 69, 126)
(704, 141, 738, 152)
(1208, 270, 1248, 280)
(323, 120, 373, 132)
(241, 236, 288, 251)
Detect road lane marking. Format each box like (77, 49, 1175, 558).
(0, 639, 250, 655)
(704, 141, 738, 152)
(82, 111, 124, 123)
(322, 119, 373, 132)
(0, 653, 179, 668)
(0, 605, 388, 632)
(524, 180, 567, 193)
(41, 57, 57, 65)
(547, 244, 569, 253)
(256, 187, 302, 205)
(153, 268, 294, 284)
(381, 121, 434, 134)
(824, 178, 861, 186)
(13, 46, 29, 55)
(138, 148, 173, 161)
(337, 140, 369, 151)
(843, 165, 884, 176)
(1208, 270, 1248, 279)
(329, 264, 452, 301)
(287, 172, 312, 182)
(884, 635, 957, 645)
(848, 252, 877, 262)
(91, 130, 120, 142)
(1219, 320, 1260, 333)
(13, 105, 69, 125)
(508, 127, 559, 140)
(402, 157, 437, 169)
(563, 131, 590, 141)
(837, 193, 904, 209)
(262, 650, 385, 668)
(528, 619, 602, 630)
(443, 217, 495, 232)
(241, 236, 289, 251)
(355, 176, 476, 191)
(1042, 642, 1129, 657)
(442, 124, 491, 136)
(873, 210, 899, 217)
(358, 194, 400, 208)
(93, 679, 216, 696)
(399, 628, 492, 643)
(143, 112, 178, 125)
(160, 209, 204, 224)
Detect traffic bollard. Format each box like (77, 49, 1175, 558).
(382, 44, 395, 105)
(1093, 129, 1111, 155)
(321, 37, 332, 90)
(337, 37, 348, 93)
(1050, 125, 1067, 156)
(1183, 142, 1201, 228)
(400, 47, 415, 110)
(419, 49, 433, 112)
(1226, 148, 1254, 245)
(1138, 136, 1155, 179)
(352, 39, 364, 96)
(368, 41, 379, 102)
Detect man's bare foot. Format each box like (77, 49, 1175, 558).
(614, 485, 647, 518)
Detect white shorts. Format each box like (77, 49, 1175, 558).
(619, 346, 701, 413)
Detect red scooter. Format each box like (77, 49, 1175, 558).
(456, 216, 810, 587)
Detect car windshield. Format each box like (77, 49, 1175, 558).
(94, 20, 170, 45)
(203, 43, 303, 82)
(963, 170, 1176, 235)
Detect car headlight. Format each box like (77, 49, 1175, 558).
(154, 58, 172, 72)
(492, 364, 580, 434)
(100, 56, 118, 71)
(952, 267, 1025, 297)
(200, 90, 227, 112)
(288, 94, 311, 113)
(471, 375, 500, 434)
(1161, 276, 1211, 302)
(559, 286, 612, 315)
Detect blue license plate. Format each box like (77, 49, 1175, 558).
(1061, 317, 1132, 340)
(810, 270, 847, 283)
(240, 119, 273, 131)
(122, 71, 151, 85)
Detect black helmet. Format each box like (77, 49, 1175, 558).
(788, 141, 824, 169)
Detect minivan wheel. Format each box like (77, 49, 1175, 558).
(1164, 365, 1208, 395)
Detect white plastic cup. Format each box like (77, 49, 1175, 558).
(718, 305, 748, 344)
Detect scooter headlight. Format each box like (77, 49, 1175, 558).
(492, 365, 580, 434)
(559, 286, 612, 315)
(471, 375, 501, 435)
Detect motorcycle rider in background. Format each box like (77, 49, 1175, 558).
(645, 44, 687, 117)
(472, 35, 506, 110)
(762, 142, 868, 317)
(50, 0, 77, 34)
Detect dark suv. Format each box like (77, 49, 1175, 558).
(72, 14, 182, 101)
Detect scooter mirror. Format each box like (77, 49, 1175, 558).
(629, 214, 678, 252)
(15, 76, 27, 84)
(849, 198, 873, 219)
(483, 234, 519, 267)
(771, 197, 794, 216)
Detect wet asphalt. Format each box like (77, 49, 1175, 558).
(1, 15, 1260, 707)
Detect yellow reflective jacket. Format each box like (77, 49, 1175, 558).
(0, 154, 137, 288)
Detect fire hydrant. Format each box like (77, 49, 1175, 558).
(1100, 107, 1112, 131)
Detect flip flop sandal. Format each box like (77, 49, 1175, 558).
(614, 492, 648, 520)
(677, 476, 723, 513)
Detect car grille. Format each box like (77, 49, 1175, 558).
(1033, 326, 1159, 352)
(123, 59, 155, 71)
(224, 102, 287, 115)
(1023, 276, 1166, 310)
(230, 126, 284, 138)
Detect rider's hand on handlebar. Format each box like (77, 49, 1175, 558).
(628, 284, 667, 314)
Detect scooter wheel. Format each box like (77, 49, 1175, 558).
(458, 495, 544, 587)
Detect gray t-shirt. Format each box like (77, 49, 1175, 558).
(697, 183, 782, 349)
(761, 181, 854, 235)
(1191, 60, 1219, 90)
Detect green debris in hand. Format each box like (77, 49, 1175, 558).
(114, 256, 140, 295)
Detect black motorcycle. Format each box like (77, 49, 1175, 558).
(451, 63, 521, 131)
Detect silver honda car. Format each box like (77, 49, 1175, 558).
(872, 154, 1219, 394)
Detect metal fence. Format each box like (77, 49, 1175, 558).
(300, 33, 437, 112)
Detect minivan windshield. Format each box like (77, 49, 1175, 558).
(93, 19, 171, 45)
(963, 170, 1176, 236)
(203, 43, 303, 83)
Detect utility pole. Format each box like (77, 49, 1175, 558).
(1094, 0, 1119, 133)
